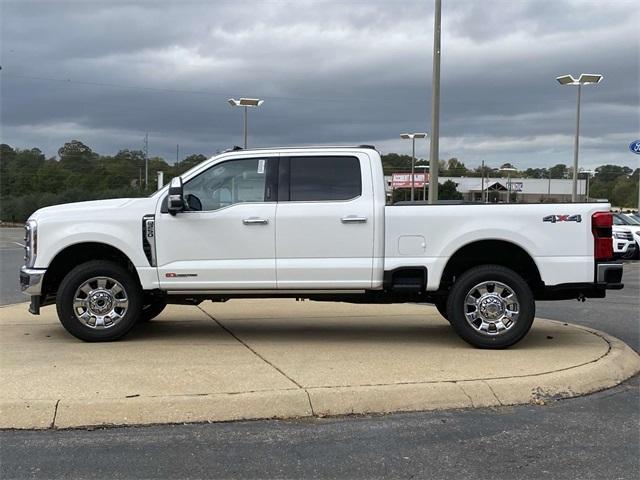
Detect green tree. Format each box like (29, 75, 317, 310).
(381, 153, 416, 175)
(523, 167, 548, 179)
(549, 164, 568, 179)
(439, 180, 463, 200)
(58, 140, 96, 170)
(445, 158, 468, 176)
(176, 154, 208, 175)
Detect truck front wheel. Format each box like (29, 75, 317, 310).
(446, 265, 535, 349)
(56, 260, 142, 342)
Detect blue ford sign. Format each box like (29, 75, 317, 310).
(630, 140, 640, 154)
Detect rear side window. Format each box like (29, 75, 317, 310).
(289, 156, 362, 201)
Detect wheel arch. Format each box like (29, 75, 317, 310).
(439, 239, 543, 292)
(42, 242, 141, 298)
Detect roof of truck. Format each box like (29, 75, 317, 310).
(222, 145, 377, 153)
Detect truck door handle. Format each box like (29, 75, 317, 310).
(242, 218, 269, 225)
(341, 216, 368, 224)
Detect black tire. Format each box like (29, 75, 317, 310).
(56, 260, 142, 342)
(433, 298, 449, 321)
(139, 299, 168, 322)
(446, 265, 535, 349)
(620, 248, 635, 260)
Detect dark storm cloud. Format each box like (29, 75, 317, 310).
(1, 0, 638, 169)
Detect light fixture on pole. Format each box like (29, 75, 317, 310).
(401, 133, 428, 201)
(556, 73, 603, 202)
(228, 98, 264, 148)
(499, 165, 517, 204)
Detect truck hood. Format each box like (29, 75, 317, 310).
(30, 197, 158, 222)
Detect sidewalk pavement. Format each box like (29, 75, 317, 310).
(1, 299, 638, 429)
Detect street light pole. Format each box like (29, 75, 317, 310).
(428, 0, 442, 205)
(480, 160, 485, 203)
(499, 166, 517, 204)
(244, 105, 248, 149)
(581, 169, 595, 202)
(401, 133, 428, 202)
(573, 83, 581, 202)
(228, 98, 264, 148)
(556, 73, 603, 202)
(411, 137, 416, 201)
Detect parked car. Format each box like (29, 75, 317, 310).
(612, 226, 637, 260)
(20, 146, 623, 348)
(613, 213, 640, 259)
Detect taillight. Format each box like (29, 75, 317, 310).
(592, 212, 613, 261)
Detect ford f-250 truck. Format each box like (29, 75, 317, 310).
(20, 146, 623, 348)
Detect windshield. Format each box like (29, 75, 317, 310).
(623, 214, 640, 225)
(613, 214, 639, 226)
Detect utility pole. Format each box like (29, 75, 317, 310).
(143, 133, 149, 189)
(428, 0, 442, 204)
(176, 144, 179, 166)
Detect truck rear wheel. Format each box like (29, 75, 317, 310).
(433, 298, 449, 321)
(446, 265, 535, 349)
(56, 260, 142, 342)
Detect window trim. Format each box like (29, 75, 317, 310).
(279, 155, 363, 203)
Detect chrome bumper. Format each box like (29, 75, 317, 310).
(20, 266, 46, 295)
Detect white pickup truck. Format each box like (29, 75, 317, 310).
(20, 146, 623, 348)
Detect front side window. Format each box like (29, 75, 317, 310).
(183, 158, 266, 211)
(289, 156, 362, 201)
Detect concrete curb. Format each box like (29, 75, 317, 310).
(305, 322, 640, 417)
(1, 313, 638, 429)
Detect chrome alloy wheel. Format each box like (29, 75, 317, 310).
(464, 281, 519, 336)
(73, 276, 129, 329)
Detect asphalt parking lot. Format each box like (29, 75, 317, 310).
(1, 227, 638, 479)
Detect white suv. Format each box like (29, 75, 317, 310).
(612, 226, 636, 259)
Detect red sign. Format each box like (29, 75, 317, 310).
(391, 173, 429, 188)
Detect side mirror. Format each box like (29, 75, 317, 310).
(167, 177, 184, 215)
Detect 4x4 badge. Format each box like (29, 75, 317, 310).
(543, 214, 582, 223)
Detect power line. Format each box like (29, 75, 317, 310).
(1, 72, 557, 106)
(2, 72, 395, 104)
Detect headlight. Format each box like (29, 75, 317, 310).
(613, 232, 624, 239)
(24, 220, 37, 268)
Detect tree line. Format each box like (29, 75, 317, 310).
(1, 141, 638, 222)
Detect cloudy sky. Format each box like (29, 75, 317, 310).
(1, 0, 638, 170)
